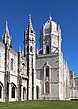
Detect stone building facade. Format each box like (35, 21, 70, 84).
(0, 15, 78, 102)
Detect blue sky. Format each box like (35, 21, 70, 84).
(0, 0, 78, 77)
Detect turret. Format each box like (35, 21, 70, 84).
(24, 15, 36, 100)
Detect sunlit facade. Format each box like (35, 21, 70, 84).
(0, 16, 78, 101)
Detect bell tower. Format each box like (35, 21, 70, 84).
(39, 16, 62, 54)
(24, 15, 36, 100)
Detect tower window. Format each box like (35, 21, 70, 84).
(30, 46, 32, 52)
(11, 59, 13, 70)
(27, 46, 29, 52)
(46, 46, 49, 54)
(46, 67, 49, 77)
(11, 86, 15, 98)
(45, 82, 49, 94)
(22, 63, 25, 74)
(36, 86, 39, 99)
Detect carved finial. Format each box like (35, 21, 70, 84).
(49, 16, 52, 21)
(28, 14, 31, 21)
(28, 14, 32, 27)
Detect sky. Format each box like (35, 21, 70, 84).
(0, 0, 78, 77)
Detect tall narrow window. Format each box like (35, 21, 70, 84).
(11, 59, 13, 70)
(27, 46, 29, 52)
(46, 46, 49, 54)
(46, 67, 49, 77)
(45, 82, 49, 94)
(36, 86, 39, 99)
(30, 46, 32, 52)
(11, 86, 15, 98)
(23, 87, 26, 99)
(22, 63, 25, 70)
(0, 86, 2, 98)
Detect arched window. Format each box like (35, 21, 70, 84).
(36, 86, 39, 99)
(0, 86, 2, 98)
(23, 87, 26, 99)
(11, 59, 13, 70)
(46, 46, 49, 54)
(11, 86, 15, 98)
(45, 82, 49, 94)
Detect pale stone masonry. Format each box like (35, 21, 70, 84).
(0, 15, 78, 101)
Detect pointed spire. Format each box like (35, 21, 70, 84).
(28, 14, 31, 26)
(4, 20, 10, 36)
(25, 14, 35, 34)
(2, 21, 11, 46)
(28, 14, 33, 30)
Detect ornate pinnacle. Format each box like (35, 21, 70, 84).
(4, 21, 10, 36)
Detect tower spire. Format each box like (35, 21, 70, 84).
(24, 15, 36, 100)
(2, 21, 11, 46)
(4, 21, 10, 36)
(26, 14, 35, 34)
(28, 14, 31, 26)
